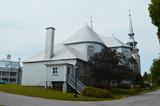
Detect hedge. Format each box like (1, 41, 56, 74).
(82, 87, 112, 98)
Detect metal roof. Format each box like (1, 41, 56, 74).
(24, 26, 130, 63)
(24, 43, 86, 63)
(101, 36, 130, 48)
(63, 25, 104, 45)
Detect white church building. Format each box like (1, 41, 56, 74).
(22, 14, 140, 93)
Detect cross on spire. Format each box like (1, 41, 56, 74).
(90, 16, 93, 29)
(129, 9, 131, 16)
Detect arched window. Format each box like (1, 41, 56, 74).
(87, 45, 94, 59)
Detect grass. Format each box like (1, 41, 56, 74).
(139, 86, 160, 94)
(0, 84, 105, 101)
(0, 84, 159, 101)
(110, 88, 136, 98)
(110, 86, 160, 98)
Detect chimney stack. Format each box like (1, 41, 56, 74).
(7, 54, 11, 61)
(45, 27, 55, 59)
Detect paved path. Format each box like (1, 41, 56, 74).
(0, 90, 160, 106)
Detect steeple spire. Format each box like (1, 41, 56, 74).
(127, 12, 137, 49)
(127, 12, 141, 74)
(128, 11, 135, 39)
(129, 13, 134, 36)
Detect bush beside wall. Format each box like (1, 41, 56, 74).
(82, 87, 112, 98)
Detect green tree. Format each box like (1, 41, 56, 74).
(134, 73, 144, 87)
(114, 55, 133, 86)
(88, 48, 120, 88)
(150, 58, 160, 85)
(143, 72, 148, 81)
(143, 72, 152, 83)
(88, 48, 132, 88)
(149, 0, 160, 43)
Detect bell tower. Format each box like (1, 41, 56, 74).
(127, 13, 141, 74)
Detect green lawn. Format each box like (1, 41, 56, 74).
(0, 84, 159, 101)
(110, 86, 160, 98)
(0, 84, 105, 101)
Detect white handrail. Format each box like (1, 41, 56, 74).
(67, 75, 86, 93)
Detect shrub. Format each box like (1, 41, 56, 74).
(82, 87, 96, 97)
(134, 87, 144, 93)
(82, 87, 112, 98)
(119, 84, 131, 89)
(144, 83, 152, 90)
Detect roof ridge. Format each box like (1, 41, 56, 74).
(23, 51, 44, 62)
(63, 25, 104, 45)
(62, 45, 77, 58)
(100, 36, 130, 48)
(65, 46, 86, 61)
(113, 36, 126, 45)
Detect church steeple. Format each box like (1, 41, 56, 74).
(127, 12, 141, 74)
(129, 13, 134, 37)
(127, 13, 137, 50)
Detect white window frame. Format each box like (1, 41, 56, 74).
(52, 67, 58, 76)
(87, 45, 94, 59)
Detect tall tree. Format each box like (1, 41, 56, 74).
(134, 73, 144, 87)
(143, 72, 152, 83)
(88, 48, 120, 88)
(88, 48, 132, 88)
(149, 0, 160, 43)
(150, 58, 160, 85)
(114, 55, 133, 85)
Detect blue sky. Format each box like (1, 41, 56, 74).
(0, 0, 159, 74)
